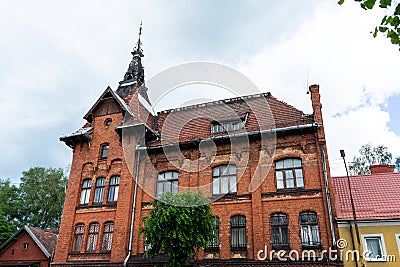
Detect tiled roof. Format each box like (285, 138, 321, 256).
(332, 172, 400, 220)
(149, 93, 313, 146)
(27, 226, 58, 257)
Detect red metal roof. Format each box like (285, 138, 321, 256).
(332, 172, 400, 220)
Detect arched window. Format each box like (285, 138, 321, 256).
(94, 177, 106, 203)
(212, 164, 237, 195)
(108, 176, 120, 202)
(72, 224, 84, 251)
(206, 217, 220, 251)
(275, 158, 304, 189)
(102, 222, 114, 251)
(100, 144, 109, 159)
(230, 215, 246, 250)
(86, 222, 99, 251)
(300, 212, 320, 246)
(271, 213, 289, 248)
(157, 171, 179, 196)
(80, 179, 92, 205)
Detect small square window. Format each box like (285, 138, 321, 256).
(23, 242, 29, 250)
(362, 234, 387, 262)
(100, 144, 109, 159)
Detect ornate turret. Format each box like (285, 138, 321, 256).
(117, 22, 145, 97)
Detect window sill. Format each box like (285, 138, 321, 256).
(204, 247, 220, 252)
(271, 244, 290, 250)
(302, 244, 322, 250)
(68, 251, 111, 255)
(230, 246, 247, 251)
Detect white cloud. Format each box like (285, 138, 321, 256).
(239, 0, 400, 175)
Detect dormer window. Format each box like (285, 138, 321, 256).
(100, 144, 109, 159)
(211, 114, 247, 133)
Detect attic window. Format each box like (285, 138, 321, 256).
(105, 118, 112, 126)
(23, 242, 29, 250)
(211, 114, 248, 134)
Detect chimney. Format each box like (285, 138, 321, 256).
(309, 84, 323, 124)
(370, 164, 395, 174)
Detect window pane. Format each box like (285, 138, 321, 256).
(221, 165, 228, 175)
(301, 226, 309, 244)
(172, 180, 178, 194)
(230, 165, 237, 174)
(293, 159, 302, 167)
(229, 175, 237, 193)
(296, 177, 304, 187)
(311, 226, 320, 243)
(213, 167, 220, 177)
(231, 228, 238, 247)
(239, 228, 246, 247)
(272, 228, 280, 244)
(276, 171, 284, 189)
(158, 174, 165, 180)
(157, 182, 163, 196)
(284, 158, 293, 168)
(221, 176, 229, 194)
(281, 227, 288, 244)
(213, 178, 220, 194)
(286, 177, 294, 188)
(276, 160, 284, 169)
(164, 172, 172, 180)
(366, 238, 382, 258)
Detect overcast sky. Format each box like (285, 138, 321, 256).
(1, 0, 400, 184)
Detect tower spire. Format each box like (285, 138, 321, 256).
(120, 22, 145, 85)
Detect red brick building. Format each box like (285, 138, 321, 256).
(53, 35, 342, 266)
(0, 226, 57, 267)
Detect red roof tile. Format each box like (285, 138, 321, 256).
(149, 93, 313, 146)
(332, 172, 400, 220)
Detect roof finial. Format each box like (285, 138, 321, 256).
(132, 21, 144, 58)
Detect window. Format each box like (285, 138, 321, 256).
(300, 212, 320, 246)
(206, 217, 220, 251)
(108, 176, 120, 202)
(271, 213, 289, 248)
(362, 234, 387, 261)
(275, 158, 304, 189)
(211, 115, 247, 133)
(212, 164, 237, 195)
(102, 222, 114, 251)
(104, 118, 112, 126)
(396, 234, 400, 256)
(157, 171, 179, 196)
(80, 179, 92, 205)
(230, 215, 246, 250)
(94, 178, 106, 203)
(72, 224, 84, 251)
(100, 144, 109, 159)
(87, 223, 100, 251)
(23, 242, 29, 250)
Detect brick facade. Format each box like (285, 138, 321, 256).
(53, 50, 341, 267)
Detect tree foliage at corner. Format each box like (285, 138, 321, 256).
(349, 144, 393, 174)
(18, 167, 68, 229)
(0, 179, 19, 244)
(140, 191, 215, 267)
(338, 0, 400, 48)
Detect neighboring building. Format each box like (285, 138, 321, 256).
(333, 165, 400, 267)
(0, 225, 57, 267)
(53, 31, 342, 266)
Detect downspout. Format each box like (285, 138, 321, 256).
(349, 221, 359, 267)
(124, 145, 141, 266)
(320, 145, 336, 247)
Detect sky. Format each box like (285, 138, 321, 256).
(1, 0, 400, 184)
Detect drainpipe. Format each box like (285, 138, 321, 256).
(349, 221, 359, 267)
(124, 145, 141, 266)
(320, 145, 337, 247)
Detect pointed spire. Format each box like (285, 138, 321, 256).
(120, 22, 145, 85)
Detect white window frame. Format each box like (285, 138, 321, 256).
(396, 234, 400, 257)
(361, 234, 387, 262)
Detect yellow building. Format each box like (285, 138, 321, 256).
(333, 165, 400, 267)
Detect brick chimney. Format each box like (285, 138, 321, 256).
(309, 84, 323, 124)
(370, 164, 395, 174)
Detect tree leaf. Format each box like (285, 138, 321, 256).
(379, 26, 388, 32)
(395, 3, 400, 15)
(361, 0, 377, 10)
(379, 0, 391, 8)
(338, 0, 345, 5)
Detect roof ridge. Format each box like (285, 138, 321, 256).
(157, 92, 271, 114)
